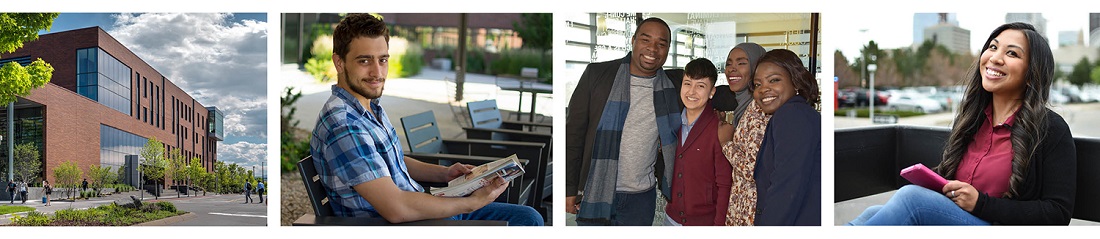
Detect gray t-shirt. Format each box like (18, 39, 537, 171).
(616, 75, 659, 192)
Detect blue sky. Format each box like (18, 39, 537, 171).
(48, 13, 269, 177)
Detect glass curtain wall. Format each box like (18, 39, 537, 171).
(77, 47, 133, 115)
(99, 124, 147, 169)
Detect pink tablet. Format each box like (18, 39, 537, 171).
(900, 163, 949, 192)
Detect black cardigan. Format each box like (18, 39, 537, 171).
(968, 109, 1076, 225)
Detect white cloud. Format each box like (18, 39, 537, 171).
(217, 141, 268, 172)
(107, 13, 268, 140)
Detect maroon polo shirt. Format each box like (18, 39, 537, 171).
(957, 105, 1016, 198)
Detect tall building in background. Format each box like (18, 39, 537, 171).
(1059, 30, 1083, 46)
(913, 13, 958, 45)
(1090, 13, 1100, 47)
(1006, 13, 1048, 39)
(923, 13, 971, 55)
(0, 27, 224, 186)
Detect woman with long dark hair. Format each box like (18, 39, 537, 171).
(848, 22, 1076, 225)
(752, 49, 821, 225)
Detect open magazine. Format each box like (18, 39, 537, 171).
(430, 154, 525, 197)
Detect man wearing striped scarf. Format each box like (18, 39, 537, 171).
(567, 17, 684, 226)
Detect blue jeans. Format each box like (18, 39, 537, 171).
(576, 187, 657, 226)
(449, 202, 543, 226)
(848, 185, 990, 225)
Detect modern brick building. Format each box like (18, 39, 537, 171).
(0, 27, 224, 187)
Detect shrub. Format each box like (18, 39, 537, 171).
(140, 203, 162, 213)
(490, 48, 551, 83)
(388, 37, 424, 78)
(12, 211, 52, 226)
(834, 108, 925, 118)
(155, 201, 177, 213)
(466, 48, 486, 74)
(305, 35, 337, 82)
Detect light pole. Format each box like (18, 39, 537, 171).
(185, 165, 190, 197)
(869, 62, 878, 123)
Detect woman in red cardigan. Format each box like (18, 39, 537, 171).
(848, 22, 1075, 225)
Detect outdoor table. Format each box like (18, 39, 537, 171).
(500, 81, 552, 123)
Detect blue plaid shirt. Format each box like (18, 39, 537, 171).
(310, 85, 423, 217)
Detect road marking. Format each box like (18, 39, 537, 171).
(208, 212, 267, 218)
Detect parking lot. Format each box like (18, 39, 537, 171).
(835, 102, 1100, 138)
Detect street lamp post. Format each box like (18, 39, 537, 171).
(869, 63, 878, 123)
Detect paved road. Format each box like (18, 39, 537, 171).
(834, 102, 1100, 138)
(164, 193, 267, 226)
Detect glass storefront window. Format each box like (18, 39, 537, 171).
(0, 107, 45, 180)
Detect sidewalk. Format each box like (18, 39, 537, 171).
(283, 65, 553, 147)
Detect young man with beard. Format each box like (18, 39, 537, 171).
(566, 17, 684, 226)
(309, 13, 541, 226)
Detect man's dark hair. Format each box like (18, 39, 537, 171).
(333, 13, 390, 60)
(684, 58, 718, 85)
(634, 17, 671, 39)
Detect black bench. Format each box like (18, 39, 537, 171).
(835, 125, 1100, 223)
(293, 156, 507, 226)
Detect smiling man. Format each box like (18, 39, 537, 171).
(309, 13, 541, 226)
(566, 17, 684, 226)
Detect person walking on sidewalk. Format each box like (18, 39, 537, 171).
(256, 181, 265, 203)
(19, 181, 28, 204)
(42, 181, 52, 206)
(243, 181, 253, 204)
(7, 180, 15, 204)
(82, 178, 89, 193)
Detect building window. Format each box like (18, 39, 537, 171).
(99, 124, 147, 169)
(76, 48, 132, 115)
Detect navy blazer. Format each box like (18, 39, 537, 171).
(754, 95, 821, 226)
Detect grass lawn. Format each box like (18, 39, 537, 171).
(0, 205, 35, 215)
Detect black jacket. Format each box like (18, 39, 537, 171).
(565, 56, 683, 197)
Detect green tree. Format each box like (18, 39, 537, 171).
(850, 40, 886, 87)
(52, 161, 82, 200)
(139, 137, 167, 199)
(114, 166, 126, 186)
(1090, 66, 1100, 85)
(1069, 57, 1092, 87)
(87, 165, 113, 197)
(187, 157, 206, 194)
(513, 13, 552, 50)
(13, 142, 41, 183)
(0, 13, 58, 106)
(165, 148, 188, 198)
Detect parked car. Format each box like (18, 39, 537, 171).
(1056, 86, 1085, 103)
(840, 87, 889, 107)
(887, 93, 943, 113)
(1050, 89, 1069, 105)
(928, 91, 963, 112)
